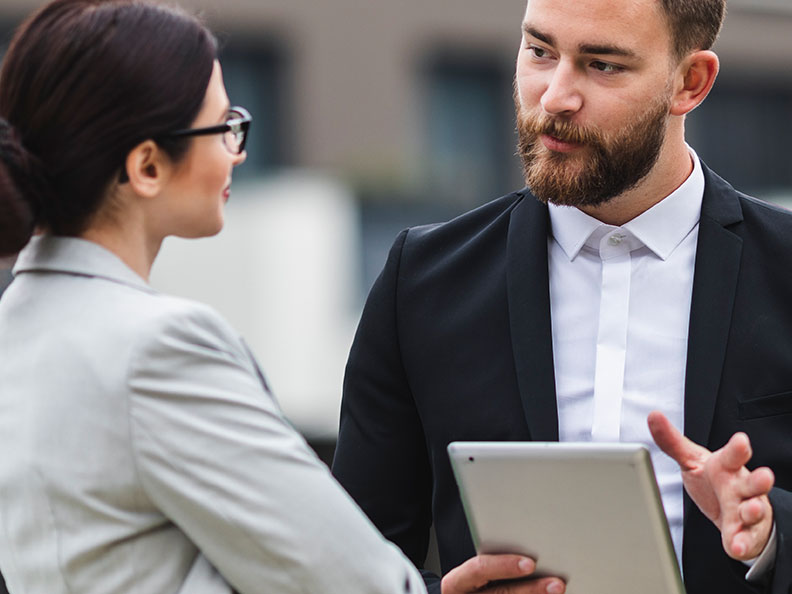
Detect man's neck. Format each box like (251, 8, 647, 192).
(579, 135, 694, 227)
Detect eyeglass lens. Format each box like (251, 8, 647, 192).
(223, 111, 247, 154)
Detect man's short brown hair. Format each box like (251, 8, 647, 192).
(659, 0, 727, 59)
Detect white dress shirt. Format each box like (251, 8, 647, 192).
(548, 150, 703, 565)
(547, 149, 775, 577)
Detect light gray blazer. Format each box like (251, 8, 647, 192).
(0, 236, 424, 594)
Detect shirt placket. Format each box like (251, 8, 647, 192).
(591, 231, 631, 442)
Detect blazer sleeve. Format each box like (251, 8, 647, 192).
(768, 488, 792, 594)
(332, 230, 440, 591)
(125, 301, 425, 594)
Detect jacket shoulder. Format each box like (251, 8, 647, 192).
(400, 190, 532, 256)
(703, 164, 792, 234)
(737, 192, 792, 229)
(110, 289, 252, 385)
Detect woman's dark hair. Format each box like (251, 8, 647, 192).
(0, 0, 217, 256)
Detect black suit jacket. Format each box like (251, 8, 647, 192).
(333, 164, 792, 594)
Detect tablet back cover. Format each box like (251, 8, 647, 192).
(448, 441, 685, 594)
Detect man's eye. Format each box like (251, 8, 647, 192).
(591, 61, 622, 73)
(529, 46, 549, 59)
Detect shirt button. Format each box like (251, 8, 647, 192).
(608, 234, 626, 246)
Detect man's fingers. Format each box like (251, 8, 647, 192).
(717, 432, 752, 472)
(725, 510, 773, 561)
(441, 554, 536, 593)
(716, 464, 773, 502)
(745, 467, 775, 498)
(441, 555, 567, 594)
(480, 576, 567, 594)
(647, 411, 707, 470)
(726, 466, 775, 503)
(728, 532, 753, 560)
(738, 497, 768, 526)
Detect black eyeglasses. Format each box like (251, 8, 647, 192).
(159, 106, 252, 155)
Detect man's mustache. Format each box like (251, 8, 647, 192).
(519, 113, 603, 146)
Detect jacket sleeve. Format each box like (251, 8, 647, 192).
(768, 487, 792, 594)
(126, 301, 426, 594)
(332, 230, 439, 590)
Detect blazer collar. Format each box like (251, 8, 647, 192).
(14, 235, 155, 294)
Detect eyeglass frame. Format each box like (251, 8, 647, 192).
(157, 105, 252, 154)
(117, 106, 252, 184)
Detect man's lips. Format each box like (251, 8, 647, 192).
(540, 134, 584, 153)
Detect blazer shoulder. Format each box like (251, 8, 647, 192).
(737, 192, 792, 229)
(397, 189, 532, 264)
(126, 291, 250, 367)
(702, 164, 792, 234)
(369, 189, 543, 303)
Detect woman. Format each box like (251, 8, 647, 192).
(0, 1, 425, 592)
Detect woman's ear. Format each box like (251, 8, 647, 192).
(122, 140, 172, 198)
(670, 50, 719, 117)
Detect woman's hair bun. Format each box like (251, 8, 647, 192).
(0, 118, 41, 256)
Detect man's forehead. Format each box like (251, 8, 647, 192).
(522, 0, 670, 54)
(523, 0, 662, 16)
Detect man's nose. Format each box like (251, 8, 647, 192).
(540, 61, 583, 117)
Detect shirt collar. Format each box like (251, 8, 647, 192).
(549, 146, 705, 261)
(13, 234, 155, 293)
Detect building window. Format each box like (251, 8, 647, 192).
(1, 21, 16, 300)
(420, 52, 522, 206)
(687, 82, 792, 203)
(0, 17, 16, 60)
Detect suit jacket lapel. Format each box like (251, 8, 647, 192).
(506, 192, 559, 441)
(684, 164, 744, 447)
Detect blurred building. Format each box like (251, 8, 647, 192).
(5, 0, 791, 200)
(2, 0, 792, 449)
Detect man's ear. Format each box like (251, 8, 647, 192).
(670, 50, 719, 117)
(122, 140, 172, 199)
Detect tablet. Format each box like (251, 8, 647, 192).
(448, 441, 685, 594)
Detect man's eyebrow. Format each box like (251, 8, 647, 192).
(578, 43, 638, 59)
(523, 23, 638, 60)
(522, 24, 554, 46)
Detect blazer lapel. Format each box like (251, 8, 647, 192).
(684, 165, 744, 447)
(506, 193, 559, 441)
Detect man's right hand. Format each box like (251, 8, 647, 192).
(440, 554, 566, 594)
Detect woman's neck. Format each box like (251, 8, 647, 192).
(79, 212, 160, 282)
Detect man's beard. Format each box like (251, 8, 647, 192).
(515, 92, 671, 208)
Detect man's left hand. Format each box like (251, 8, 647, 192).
(648, 411, 775, 561)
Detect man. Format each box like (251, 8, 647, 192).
(332, 0, 792, 593)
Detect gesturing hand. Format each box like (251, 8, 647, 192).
(440, 554, 565, 594)
(648, 411, 775, 560)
